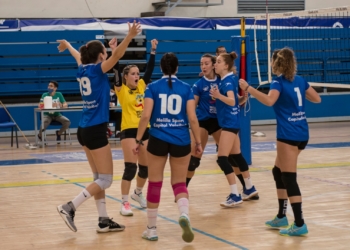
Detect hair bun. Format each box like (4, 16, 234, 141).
(230, 52, 238, 60)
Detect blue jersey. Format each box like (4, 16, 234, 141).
(145, 76, 194, 146)
(215, 73, 240, 129)
(192, 76, 220, 121)
(270, 75, 310, 141)
(76, 63, 110, 128)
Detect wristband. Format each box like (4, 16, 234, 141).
(195, 142, 201, 146)
(135, 138, 144, 146)
(151, 48, 156, 53)
(245, 85, 250, 91)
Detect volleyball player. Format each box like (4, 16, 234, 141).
(55, 21, 141, 233)
(133, 53, 202, 242)
(239, 47, 321, 236)
(115, 39, 158, 216)
(210, 52, 257, 207)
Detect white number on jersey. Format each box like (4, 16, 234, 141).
(77, 77, 92, 96)
(294, 87, 302, 106)
(159, 94, 182, 115)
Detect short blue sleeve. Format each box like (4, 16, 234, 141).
(222, 81, 234, 94)
(192, 79, 201, 97)
(270, 80, 282, 92)
(188, 87, 195, 100)
(92, 62, 104, 75)
(145, 84, 154, 99)
(305, 79, 310, 90)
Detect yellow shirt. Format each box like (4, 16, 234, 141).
(115, 79, 150, 131)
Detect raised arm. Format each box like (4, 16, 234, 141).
(142, 39, 158, 84)
(112, 60, 123, 92)
(101, 21, 141, 73)
(239, 79, 279, 107)
(57, 40, 82, 66)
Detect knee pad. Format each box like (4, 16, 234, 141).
(95, 174, 113, 190)
(188, 156, 201, 171)
(122, 162, 137, 181)
(172, 182, 188, 197)
(138, 164, 148, 179)
(93, 172, 99, 181)
(272, 166, 285, 189)
(281, 172, 301, 197)
(217, 156, 234, 175)
(229, 154, 249, 172)
(147, 181, 163, 203)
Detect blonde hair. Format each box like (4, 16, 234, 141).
(272, 47, 297, 82)
(219, 51, 238, 74)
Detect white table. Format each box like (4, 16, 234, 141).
(34, 106, 121, 148)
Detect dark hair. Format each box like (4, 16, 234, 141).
(201, 53, 216, 65)
(160, 53, 178, 88)
(122, 65, 138, 84)
(50, 80, 59, 88)
(216, 46, 226, 54)
(272, 47, 296, 82)
(219, 51, 238, 74)
(79, 40, 105, 64)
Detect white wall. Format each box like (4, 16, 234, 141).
(0, 0, 348, 18)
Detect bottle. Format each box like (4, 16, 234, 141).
(39, 98, 44, 109)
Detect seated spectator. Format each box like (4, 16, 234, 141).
(38, 80, 70, 142)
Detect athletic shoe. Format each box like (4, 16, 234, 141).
(265, 216, 289, 229)
(279, 223, 308, 236)
(142, 227, 158, 241)
(131, 191, 147, 208)
(57, 202, 77, 232)
(242, 186, 259, 201)
(96, 217, 125, 233)
(56, 130, 61, 144)
(120, 201, 133, 216)
(179, 213, 194, 243)
(250, 194, 260, 200)
(220, 193, 243, 207)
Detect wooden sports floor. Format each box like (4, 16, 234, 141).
(1, 122, 349, 250)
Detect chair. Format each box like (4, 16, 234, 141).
(0, 108, 19, 148)
(43, 120, 72, 145)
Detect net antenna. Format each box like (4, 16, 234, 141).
(254, 5, 350, 90)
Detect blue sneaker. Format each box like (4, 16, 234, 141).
(279, 223, 308, 236)
(265, 216, 289, 229)
(242, 186, 258, 201)
(220, 193, 243, 207)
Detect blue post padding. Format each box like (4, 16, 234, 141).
(231, 36, 252, 165)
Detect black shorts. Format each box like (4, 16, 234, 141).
(198, 118, 221, 135)
(147, 135, 191, 158)
(277, 138, 308, 150)
(120, 128, 149, 141)
(77, 123, 108, 150)
(222, 128, 240, 134)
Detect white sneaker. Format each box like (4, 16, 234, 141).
(179, 213, 194, 243)
(131, 191, 147, 208)
(142, 227, 158, 241)
(120, 201, 133, 216)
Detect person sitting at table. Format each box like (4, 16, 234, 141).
(38, 80, 70, 142)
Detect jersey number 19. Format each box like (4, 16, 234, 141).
(77, 77, 92, 96)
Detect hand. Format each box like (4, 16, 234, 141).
(151, 39, 158, 50)
(57, 39, 69, 52)
(109, 37, 118, 50)
(195, 144, 203, 155)
(132, 143, 140, 155)
(127, 21, 142, 39)
(209, 87, 221, 99)
(239, 79, 249, 91)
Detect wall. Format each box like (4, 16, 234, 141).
(0, 0, 349, 18)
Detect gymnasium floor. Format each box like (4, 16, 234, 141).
(0, 122, 349, 250)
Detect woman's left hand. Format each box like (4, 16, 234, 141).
(132, 143, 140, 155)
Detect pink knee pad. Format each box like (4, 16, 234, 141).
(172, 182, 188, 197)
(147, 181, 163, 203)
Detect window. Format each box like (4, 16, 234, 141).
(238, 0, 305, 14)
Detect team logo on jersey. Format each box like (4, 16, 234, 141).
(135, 93, 144, 111)
(203, 86, 209, 91)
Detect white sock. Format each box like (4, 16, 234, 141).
(244, 177, 253, 189)
(147, 208, 158, 228)
(122, 195, 129, 203)
(95, 198, 108, 218)
(135, 187, 143, 195)
(230, 184, 239, 196)
(72, 189, 91, 210)
(177, 198, 189, 217)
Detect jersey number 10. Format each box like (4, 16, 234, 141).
(159, 94, 182, 115)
